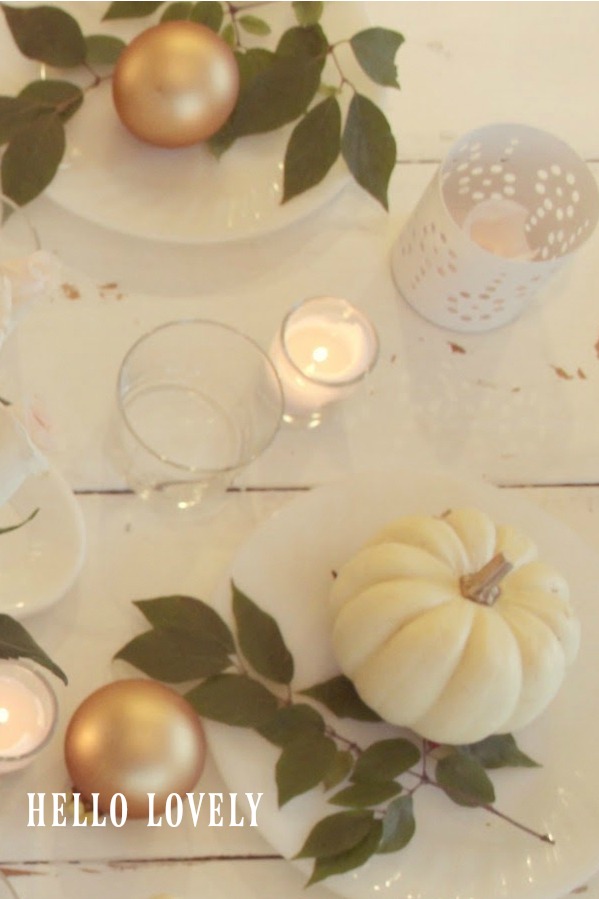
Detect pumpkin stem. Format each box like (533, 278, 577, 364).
(460, 553, 513, 606)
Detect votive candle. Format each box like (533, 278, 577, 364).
(0, 661, 58, 774)
(461, 197, 535, 260)
(269, 296, 379, 424)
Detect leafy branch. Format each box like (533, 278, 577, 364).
(0, 2, 403, 209)
(0, 612, 67, 683)
(115, 585, 552, 886)
(0, 505, 38, 535)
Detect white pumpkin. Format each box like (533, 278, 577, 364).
(329, 507, 580, 745)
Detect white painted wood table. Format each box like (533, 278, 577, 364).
(1, 3, 599, 898)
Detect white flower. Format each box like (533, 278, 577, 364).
(0, 250, 62, 346)
(0, 403, 48, 508)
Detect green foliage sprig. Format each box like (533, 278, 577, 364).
(116, 585, 552, 886)
(0, 505, 37, 536)
(0, 612, 67, 683)
(0, 2, 403, 209)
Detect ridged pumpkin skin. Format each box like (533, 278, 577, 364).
(330, 508, 580, 745)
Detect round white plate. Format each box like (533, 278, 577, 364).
(0, 466, 85, 618)
(43, 3, 374, 244)
(206, 467, 599, 899)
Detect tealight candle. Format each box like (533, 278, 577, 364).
(269, 296, 379, 425)
(0, 662, 58, 774)
(461, 197, 535, 260)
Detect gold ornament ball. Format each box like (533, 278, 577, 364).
(112, 20, 240, 148)
(64, 679, 206, 819)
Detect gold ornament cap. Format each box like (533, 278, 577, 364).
(64, 679, 206, 819)
(112, 20, 240, 148)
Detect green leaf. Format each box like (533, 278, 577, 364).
(208, 48, 274, 156)
(114, 628, 230, 682)
(378, 795, 415, 854)
(237, 48, 276, 82)
(185, 673, 279, 728)
(292, 1, 324, 26)
(436, 749, 496, 808)
(2, 113, 65, 206)
(190, 1, 223, 31)
(276, 733, 337, 806)
(307, 819, 383, 886)
(0, 613, 67, 684)
(323, 749, 354, 791)
(258, 703, 325, 747)
(283, 95, 341, 203)
(238, 15, 270, 36)
(301, 675, 381, 722)
(330, 780, 401, 808)
(0, 96, 43, 147)
(350, 28, 404, 88)
(220, 22, 235, 47)
(1, 4, 86, 67)
(84, 34, 126, 66)
(463, 733, 540, 769)
(295, 809, 374, 859)
(276, 23, 327, 59)
(341, 93, 396, 210)
(103, 2, 163, 20)
(232, 583, 294, 685)
(225, 56, 322, 138)
(352, 738, 420, 783)
(134, 595, 235, 656)
(19, 80, 83, 122)
(212, 24, 326, 148)
(0, 507, 38, 536)
(161, 2, 194, 21)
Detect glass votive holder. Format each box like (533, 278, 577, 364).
(0, 661, 58, 775)
(391, 123, 599, 332)
(114, 319, 283, 515)
(269, 296, 379, 426)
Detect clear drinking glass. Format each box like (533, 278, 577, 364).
(0, 872, 19, 898)
(115, 319, 283, 514)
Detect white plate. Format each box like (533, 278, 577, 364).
(205, 467, 599, 899)
(0, 466, 85, 618)
(42, 3, 374, 245)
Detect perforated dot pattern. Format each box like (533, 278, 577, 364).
(392, 124, 599, 332)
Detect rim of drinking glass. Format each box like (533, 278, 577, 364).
(0, 660, 59, 766)
(116, 318, 284, 475)
(279, 296, 380, 388)
(0, 871, 19, 899)
(0, 193, 41, 252)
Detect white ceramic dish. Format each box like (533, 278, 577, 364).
(206, 467, 599, 899)
(0, 466, 85, 618)
(41, 3, 374, 245)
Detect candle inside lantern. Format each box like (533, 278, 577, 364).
(0, 662, 57, 774)
(269, 297, 378, 424)
(461, 198, 535, 260)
